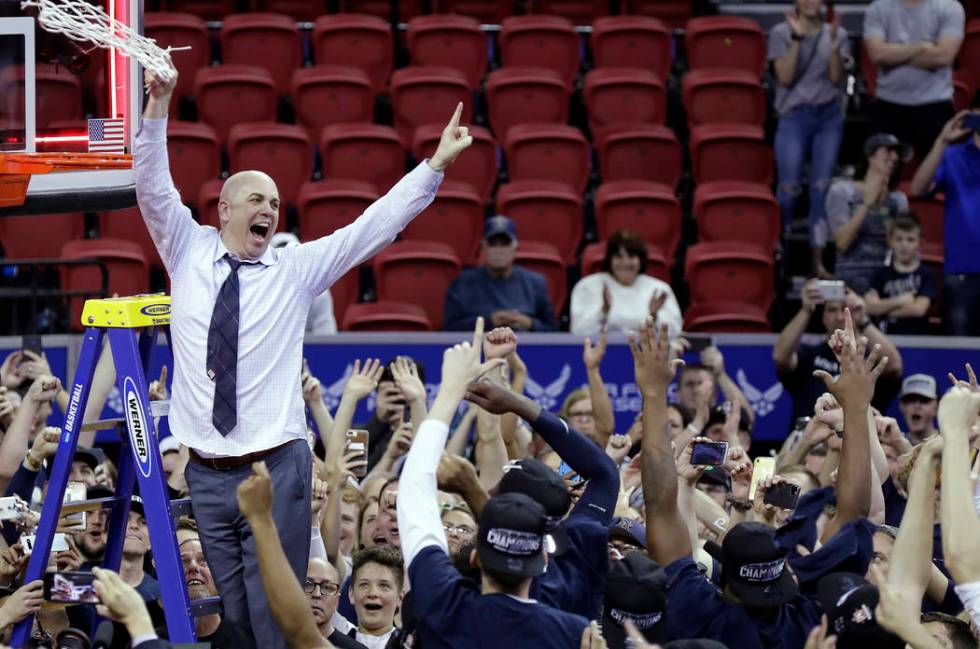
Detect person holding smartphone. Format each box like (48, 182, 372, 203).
(909, 95, 980, 336)
(768, 0, 849, 278)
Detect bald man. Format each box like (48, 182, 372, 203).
(136, 69, 472, 649)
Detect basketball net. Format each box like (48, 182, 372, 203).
(20, 0, 182, 82)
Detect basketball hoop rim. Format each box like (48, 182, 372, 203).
(0, 152, 133, 208)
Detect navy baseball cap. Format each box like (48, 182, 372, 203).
(609, 517, 647, 550)
(483, 215, 517, 242)
(817, 573, 905, 649)
(722, 522, 797, 608)
(476, 493, 547, 578)
(602, 552, 669, 648)
(498, 459, 572, 520)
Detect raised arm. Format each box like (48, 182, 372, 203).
(0, 376, 60, 489)
(773, 279, 820, 373)
(237, 463, 332, 649)
(910, 111, 970, 196)
(466, 381, 619, 524)
(583, 328, 615, 449)
(938, 375, 980, 585)
(813, 309, 886, 543)
(295, 104, 472, 296)
(137, 70, 200, 272)
(399, 319, 503, 566)
(391, 357, 428, 432)
(701, 345, 755, 424)
(633, 320, 691, 566)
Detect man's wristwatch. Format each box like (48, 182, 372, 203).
(23, 454, 42, 472)
(727, 497, 752, 512)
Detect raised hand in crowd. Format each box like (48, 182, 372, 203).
(92, 567, 158, 643)
(391, 356, 427, 428)
(0, 375, 61, 489)
(147, 365, 168, 402)
(0, 388, 14, 430)
(0, 544, 25, 588)
(947, 362, 978, 393)
(812, 308, 887, 542)
(437, 453, 489, 518)
(582, 326, 615, 449)
(238, 462, 334, 648)
(24, 426, 60, 472)
(0, 580, 43, 632)
(802, 616, 838, 649)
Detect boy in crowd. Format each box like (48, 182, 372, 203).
(864, 213, 937, 335)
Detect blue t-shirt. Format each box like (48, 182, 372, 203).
(934, 139, 980, 274)
(442, 266, 558, 331)
(409, 546, 589, 649)
(664, 557, 822, 649)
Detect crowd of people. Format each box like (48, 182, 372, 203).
(0, 312, 977, 649)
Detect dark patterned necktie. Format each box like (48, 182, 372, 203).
(207, 255, 243, 436)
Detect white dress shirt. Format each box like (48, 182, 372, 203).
(134, 117, 443, 456)
(569, 272, 683, 337)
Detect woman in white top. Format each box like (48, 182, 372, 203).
(570, 230, 682, 337)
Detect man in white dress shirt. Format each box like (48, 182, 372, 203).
(136, 69, 473, 649)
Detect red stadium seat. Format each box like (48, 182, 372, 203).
(486, 67, 571, 139)
(389, 67, 472, 147)
(960, 19, 980, 81)
(515, 241, 567, 314)
(220, 14, 302, 96)
(144, 13, 209, 104)
(340, 0, 422, 21)
(685, 241, 774, 311)
(407, 15, 488, 90)
(682, 69, 766, 127)
(693, 181, 779, 251)
(0, 65, 82, 129)
(531, 0, 609, 24)
(166, 121, 221, 208)
(292, 66, 374, 142)
(689, 124, 773, 185)
(331, 266, 360, 326)
(256, 0, 328, 21)
(684, 16, 766, 76)
(499, 15, 580, 87)
(197, 180, 223, 229)
(591, 16, 672, 81)
(907, 193, 945, 248)
(194, 65, 277, 141)
(412, 124, 497, 202)
(594, 180, 681, 259)
(227, 123, 313, 209)
(580, 241, 670, 281)
(297, 179, 378, 241)
(320, 123, 405, 193)
(438, 0, 513, 23)
(99, 208, 163, 270)
(683, 302, 771, 332)
(60, 239, 149, 331)
(496, 180, 584, 264)
(400, 181, 484, 264)
(372, 241, 462, 327)
(504, 123, 589, 194)
(342, 301, 433, 331)
(583, 68, 667, 134)
(954, 70, 975, 112)
(0, 213, 84, 260)
(313, 14, 393, 95)
(595, 125, 682, 189)
(622, 0, 691, 29)
(166, 0, 235, 21)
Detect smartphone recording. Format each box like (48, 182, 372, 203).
(691, 441, 728, 467)
(763, 482, 801, 510)
(43, 571, 99, 604)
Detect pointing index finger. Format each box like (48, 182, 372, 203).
(448, 101, 463, 130)
(472, 316, 485, 352)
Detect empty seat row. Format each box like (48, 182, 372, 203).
(148, 12, 769, 105)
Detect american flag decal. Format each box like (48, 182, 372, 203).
(87, 118, 125, 153)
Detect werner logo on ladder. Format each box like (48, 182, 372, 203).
(11, 295, 204, 646)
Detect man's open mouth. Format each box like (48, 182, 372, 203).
(364, 603, 383, 612)
(249, 222, 271, 240)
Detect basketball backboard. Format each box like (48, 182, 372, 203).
(0, 0, 142, 214)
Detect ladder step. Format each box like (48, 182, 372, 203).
(80, 400, 170, 432)
(61, 496, 193, 517)
(190, 596, 222, 617)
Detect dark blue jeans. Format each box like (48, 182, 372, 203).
(774, 100, 844, 245)
(944, 273, 980, 337)
(185, 440, 312, 649)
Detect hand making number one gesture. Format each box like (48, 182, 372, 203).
(813, 308, 888, 411)
(428, 102, 474, 172)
